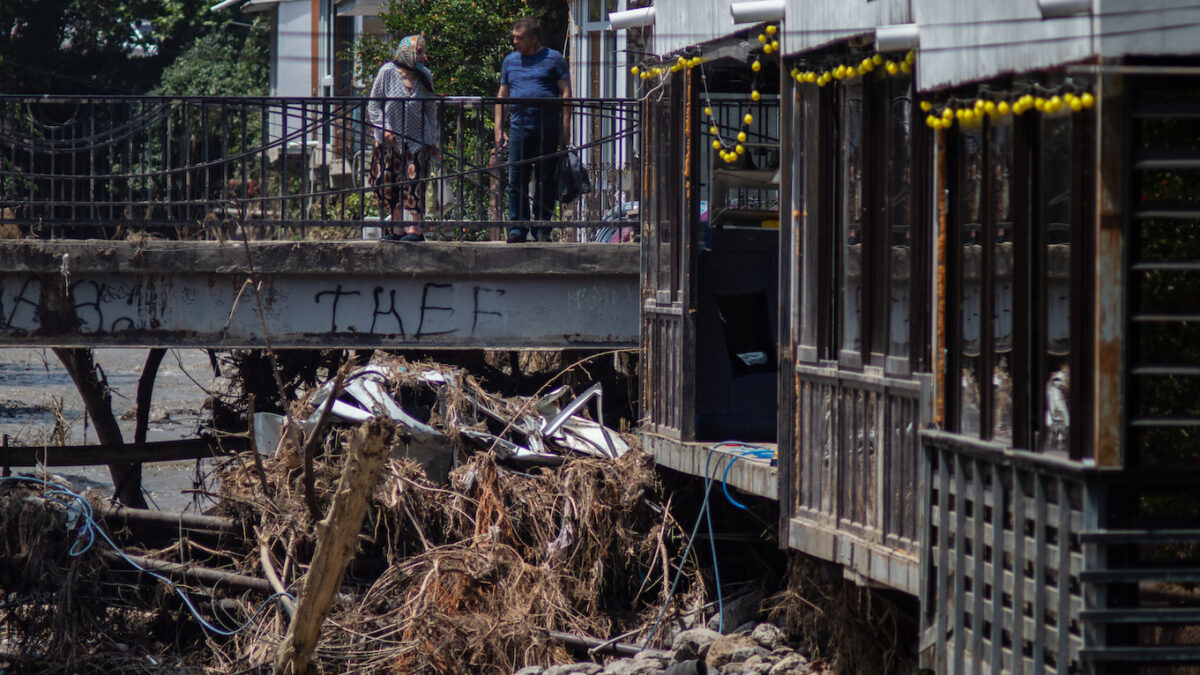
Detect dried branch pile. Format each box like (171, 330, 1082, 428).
(215, 443, 678, 673)
(0, 355, 690, 674)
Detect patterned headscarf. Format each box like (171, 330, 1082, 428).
(395, 34, 434, 92)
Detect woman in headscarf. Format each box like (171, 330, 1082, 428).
(367, 33, 440, 241)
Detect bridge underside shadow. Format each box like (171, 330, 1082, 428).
(0, 240, 639, 350)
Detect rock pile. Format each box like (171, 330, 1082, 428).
(515, 622, 828, 675)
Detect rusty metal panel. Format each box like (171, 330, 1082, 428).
(0, 241, 639, 349)
(1098, 0, 1200, 59)
(913, 0, 1092, 91)
(782, 0, 911, 54)
(653, 0, 732, 56)
(1095, 73, 1124, 468)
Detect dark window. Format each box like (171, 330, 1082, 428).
(945, 107, 1092, 455)
(795, 68, 926, 374)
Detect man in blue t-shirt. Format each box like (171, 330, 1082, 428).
(494, 17, 571, 243)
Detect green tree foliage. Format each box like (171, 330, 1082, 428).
(155, 18, 270, 96)
(358, 0, 567, 98)
(0, 0, 252, 94)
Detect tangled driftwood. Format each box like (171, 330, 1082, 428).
(0, 354, 689, 674)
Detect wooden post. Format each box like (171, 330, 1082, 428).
(272, 417, 392, 675)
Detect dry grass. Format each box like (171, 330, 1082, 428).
(765, 554, 915, 675)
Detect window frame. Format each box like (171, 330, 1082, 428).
(944, 106, 1093, 457)
(794, 66, 927, 375)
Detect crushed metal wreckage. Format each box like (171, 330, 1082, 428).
(253, 364, 628, 482)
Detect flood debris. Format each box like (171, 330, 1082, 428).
(0, 353, 699, 674)
(252, 362, 629, 483)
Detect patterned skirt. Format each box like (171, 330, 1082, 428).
(369, 141, 426, 219)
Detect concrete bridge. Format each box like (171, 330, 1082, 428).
(0, 239, 639, 350)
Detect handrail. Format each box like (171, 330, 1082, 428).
(0, 95, 643, 241)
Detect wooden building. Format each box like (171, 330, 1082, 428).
(631, 0, 1200, 671)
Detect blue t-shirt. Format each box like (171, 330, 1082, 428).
(500, 47, 569, 130)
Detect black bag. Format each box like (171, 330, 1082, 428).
(558, 149, 591, 204)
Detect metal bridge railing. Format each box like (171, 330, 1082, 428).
(0, 95, 640, 241)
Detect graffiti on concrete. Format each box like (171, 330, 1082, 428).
(0, 273, 637, 347)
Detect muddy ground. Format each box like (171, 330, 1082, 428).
(0, 347, 222, 511)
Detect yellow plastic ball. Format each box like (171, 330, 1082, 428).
(955, 108, 965, 120)
(997, 101, 1010, 115)
(751, 90, 761, 102)
(735, 144, 745, 155)
(900, 61, 912, 73)
(744, 113, 754, 125)
(1034, 97, 1046, 111)
(758, 33, 768, 44)
(1070, 98, 1083, 112)
(704, 106, 712, 117)
(630, 66, 640, 75)
(835, 65, 847, 79)
(763, 44, 773, 55)
(751, 60, 762, 72)
(905, 49, 915, 64)
(713, 139, 722, 150)
(678, 56, 687, 66)
(766, 25, 778, 36)
(926, 114, 938, 128)
(737, 131, 747, 142)
(1081, 92, 1095, 108)
(942, 108, 953, 120)
(771, 40, 780, 51)
(861, 58, 874, 72)
(846, 66, 858, 78)
(872, 54, 884, 66)
(806, 72, 817, 83)
(920, 100, 932, 112)
(885, 61, 898, 75)
(710, 125, 718, 135)
(690, 57, 702, 68)
(984, 101, 997, 114)
(1050, 95, 1062, 109)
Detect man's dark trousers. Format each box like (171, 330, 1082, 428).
(507, 124, 559, 242)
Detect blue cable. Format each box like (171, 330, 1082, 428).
(711, 442, 775, 511)
(0, 475, 294, 637)
(640, 446, 728, 649)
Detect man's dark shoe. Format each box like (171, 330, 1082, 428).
(506, 228, 528, 243)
